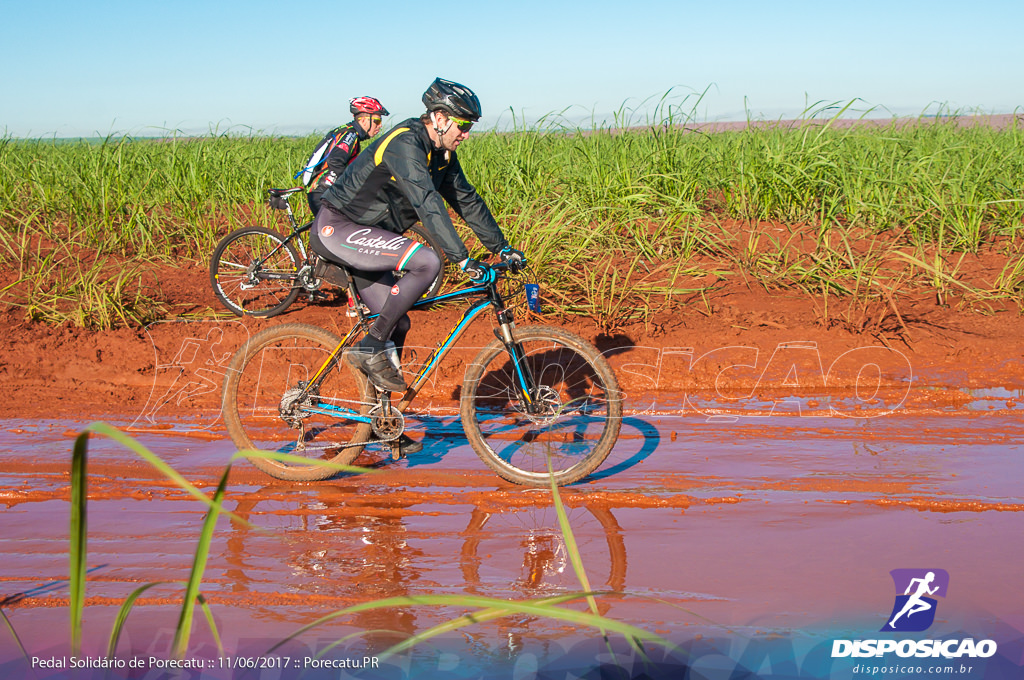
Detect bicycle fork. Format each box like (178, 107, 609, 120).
(493, 310, 540, 413)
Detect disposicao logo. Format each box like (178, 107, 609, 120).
(831, 569, 998, 659)
(882, 568, 949, 632)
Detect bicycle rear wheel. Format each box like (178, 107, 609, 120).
(222, 323, 373, 481)
(460, 326, 622, 486)
(210, 226, 302, 317)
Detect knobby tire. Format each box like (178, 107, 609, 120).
(210, 226, 302, 317)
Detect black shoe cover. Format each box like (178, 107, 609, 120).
(349, 348, 408, 392)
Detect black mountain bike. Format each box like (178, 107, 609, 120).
(209, 187, 448, 318)
(221, 261, 623, 486)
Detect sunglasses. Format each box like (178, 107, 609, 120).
(370, 116, 382, 125)
(448, 116, 474, 132)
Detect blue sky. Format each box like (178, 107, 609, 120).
(2, 0, 1021, 137)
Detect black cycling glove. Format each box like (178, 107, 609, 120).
(461, 258, 496, 284)
(499, 246, 526, 273)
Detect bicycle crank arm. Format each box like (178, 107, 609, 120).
(257, 272, 300, 281)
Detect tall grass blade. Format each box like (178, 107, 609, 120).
(69, 431, 89, 654)
(107, 582, 167, 657)
(197, 595, 224, 657)
(267, 594, 669, 658)
(892, 251, 986, 297)
(64, 424, 380, 659)
(85, 422, 238, 516)
(376, 593, 599, 659)
(1, 607, 37, 678)
(547, 458, 599, 617)
(171, 464, 231, 658)
(236, 449, 377, 477)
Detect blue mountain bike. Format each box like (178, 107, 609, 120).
(221, 262, 622, 486)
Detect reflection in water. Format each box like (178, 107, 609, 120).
(458, 496, 627, 657)
(460, 499, 626, 598)
(227, 484, 427, 649)
(225, 484, 628, 653)
(3, 412, 1022, 670)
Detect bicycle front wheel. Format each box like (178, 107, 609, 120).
(460, 502, 627, 601)
(222, 323, 373, 481)
(210, 226, 302, 317)
(461, 326, 622, 486)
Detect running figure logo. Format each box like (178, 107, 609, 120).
(131, 320, 246, 431)
(882, 569, 949, 632)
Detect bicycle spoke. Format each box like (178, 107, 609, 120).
(218, 259, 251, 269)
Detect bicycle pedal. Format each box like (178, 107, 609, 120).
(389, 443, 405, 461)
(345, 299, 371, 317)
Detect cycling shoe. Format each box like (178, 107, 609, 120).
(348, 348, 408, 393)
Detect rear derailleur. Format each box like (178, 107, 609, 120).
(279, 381, 316, 429)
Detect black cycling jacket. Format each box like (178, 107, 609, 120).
(320, 117, 508, 263)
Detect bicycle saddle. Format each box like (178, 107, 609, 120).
(267, 187, 304, 210)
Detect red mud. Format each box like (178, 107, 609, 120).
(3, 248, 1024, 421)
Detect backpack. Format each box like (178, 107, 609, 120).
(294, 127, 345, 187)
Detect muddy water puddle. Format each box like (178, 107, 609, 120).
(1, 409, 1022, 674)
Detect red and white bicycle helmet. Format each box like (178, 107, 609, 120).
(350, 96, 389, 116)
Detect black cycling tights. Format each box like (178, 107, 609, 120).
(310, 205, 441, 351)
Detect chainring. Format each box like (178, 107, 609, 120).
(369, 404, 405, 440)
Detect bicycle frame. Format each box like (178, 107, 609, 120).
(297, 267, 537, 428)
(272, 193, 311, 260)
(244, 223, 311, 285)
(243, 189, 313, 283)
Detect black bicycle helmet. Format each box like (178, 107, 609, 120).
(422, 78, 482, 122)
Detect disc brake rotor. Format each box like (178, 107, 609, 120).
(521, 385, 562, 426)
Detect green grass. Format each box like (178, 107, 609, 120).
(2, 102, 1022, 331)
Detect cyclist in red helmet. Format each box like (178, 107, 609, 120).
(296, 96, 389, 215)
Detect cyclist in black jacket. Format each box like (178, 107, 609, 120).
(309, 78, 525, 453)
(299, 96, 389, 215)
